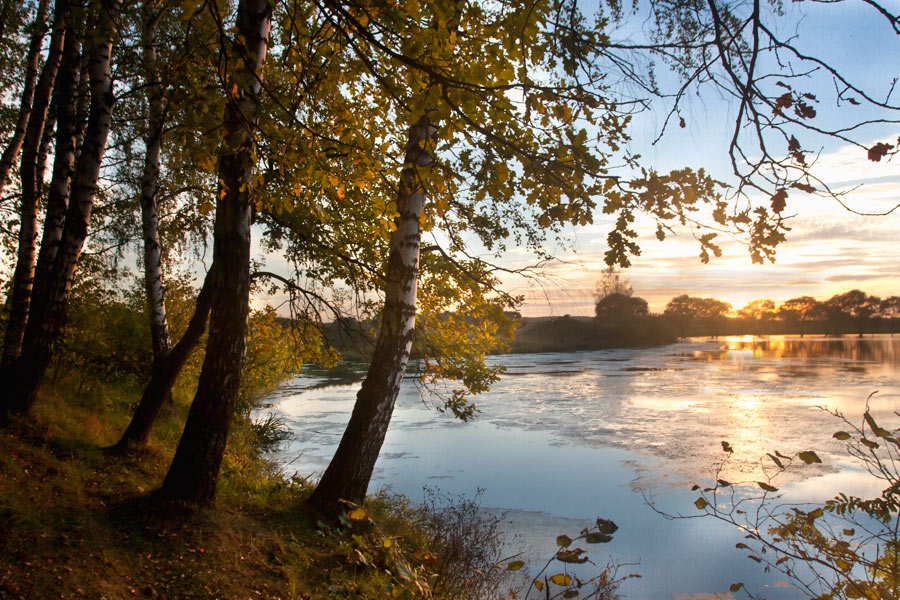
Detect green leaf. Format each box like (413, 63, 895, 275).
(695, 497, 709, 510)
(563, 591, 579, 599)
(861, 438, 880, 449)
(507, 560, 525, 571)
(767, 453, 784, 468)
(757, 482, 779, 493)
(556, 535, 572, 548)
(798, 451, 822, 464)
(730, 582, 744, 592)
(833, 431, 851, 440)
(585, 533, 613, 544)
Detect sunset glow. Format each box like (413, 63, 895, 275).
(503, 136, 900, 317)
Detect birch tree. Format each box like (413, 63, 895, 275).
(0, 0, 51, 198)
(155, 0, 272, 505)
(0, 0, 122, 415)
(1, 0, 68, 367)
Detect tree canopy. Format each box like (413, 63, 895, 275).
(0, 0, 896, 513)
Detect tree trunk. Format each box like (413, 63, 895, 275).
(73, 45, 91, 159)
(138, 0, 174, 406)
(0, 0, 67, 368)
(155, 0, 271, 507)
(0, 0, 51, 198)
(35, 95, 58, 194)
(110, 272, 213, 452)
(0, 0, 120, 415)
(35, 22, 81, 277)
(306, 111, 435, 515)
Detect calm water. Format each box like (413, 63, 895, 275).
(267, 335, 900, 599)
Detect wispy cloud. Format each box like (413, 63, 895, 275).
(504, 138, 900, 317)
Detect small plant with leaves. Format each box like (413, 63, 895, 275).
(683, 393, 900, 599)
(508, 517, 637, 600)
(315, 499, 437, 599)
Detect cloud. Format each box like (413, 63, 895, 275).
(826, 273, 889, 283)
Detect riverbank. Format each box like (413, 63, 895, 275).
(507, 315, 678, 353)
(322, 314, 679, 360)
(0, 380, 500, 599)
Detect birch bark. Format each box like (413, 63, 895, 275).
(1, 0, 67, 367)
(0, 0, 120, 414)
(155, 0, 271, 506)
(0, 0, 51, 197)
(307, 111, 435, 512)
(35, 22, 81, 302)
(138, 0, 174, 400)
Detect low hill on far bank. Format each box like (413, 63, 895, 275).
(508, 315, 678, 354)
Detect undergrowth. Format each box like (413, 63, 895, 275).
(0, 370, 531, 599)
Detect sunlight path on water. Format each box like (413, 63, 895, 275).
(267, 335, 900, 599)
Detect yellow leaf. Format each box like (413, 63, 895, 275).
(550, 573, 572, 586)
(348, 507, 367, 521)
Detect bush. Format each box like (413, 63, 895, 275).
(688, 395, 900, 599)
(420, 488, 512, 599)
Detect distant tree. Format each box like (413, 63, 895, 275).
(738, 299, 776, 335)
(595, 293, 649, 322)
(664, 295, 732, 338)
(594, 266, 633, 303)
(777, 296, 823, 337)
(699, 298, 733, 338)
(664, 295, 696, 338)
(827, 290, 881, 336)
(881, 296, 900, 336)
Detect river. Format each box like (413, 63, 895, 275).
(266, 335, 900, 599)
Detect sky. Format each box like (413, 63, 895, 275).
(243, 1, 900, 320)
(503, 135, 900, 316)
(496, 1, 900, 317)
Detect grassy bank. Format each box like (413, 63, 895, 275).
(0, 378, 502, 600)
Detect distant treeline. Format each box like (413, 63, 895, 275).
(645, 289, 898, 338)
(499, 288, 900, 354)
(308, 288, 899, 361)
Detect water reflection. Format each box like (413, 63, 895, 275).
(694, 335, 900, 371)
(268, 335, 900, 599)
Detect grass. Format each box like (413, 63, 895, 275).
(0, 375, 492, 600)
